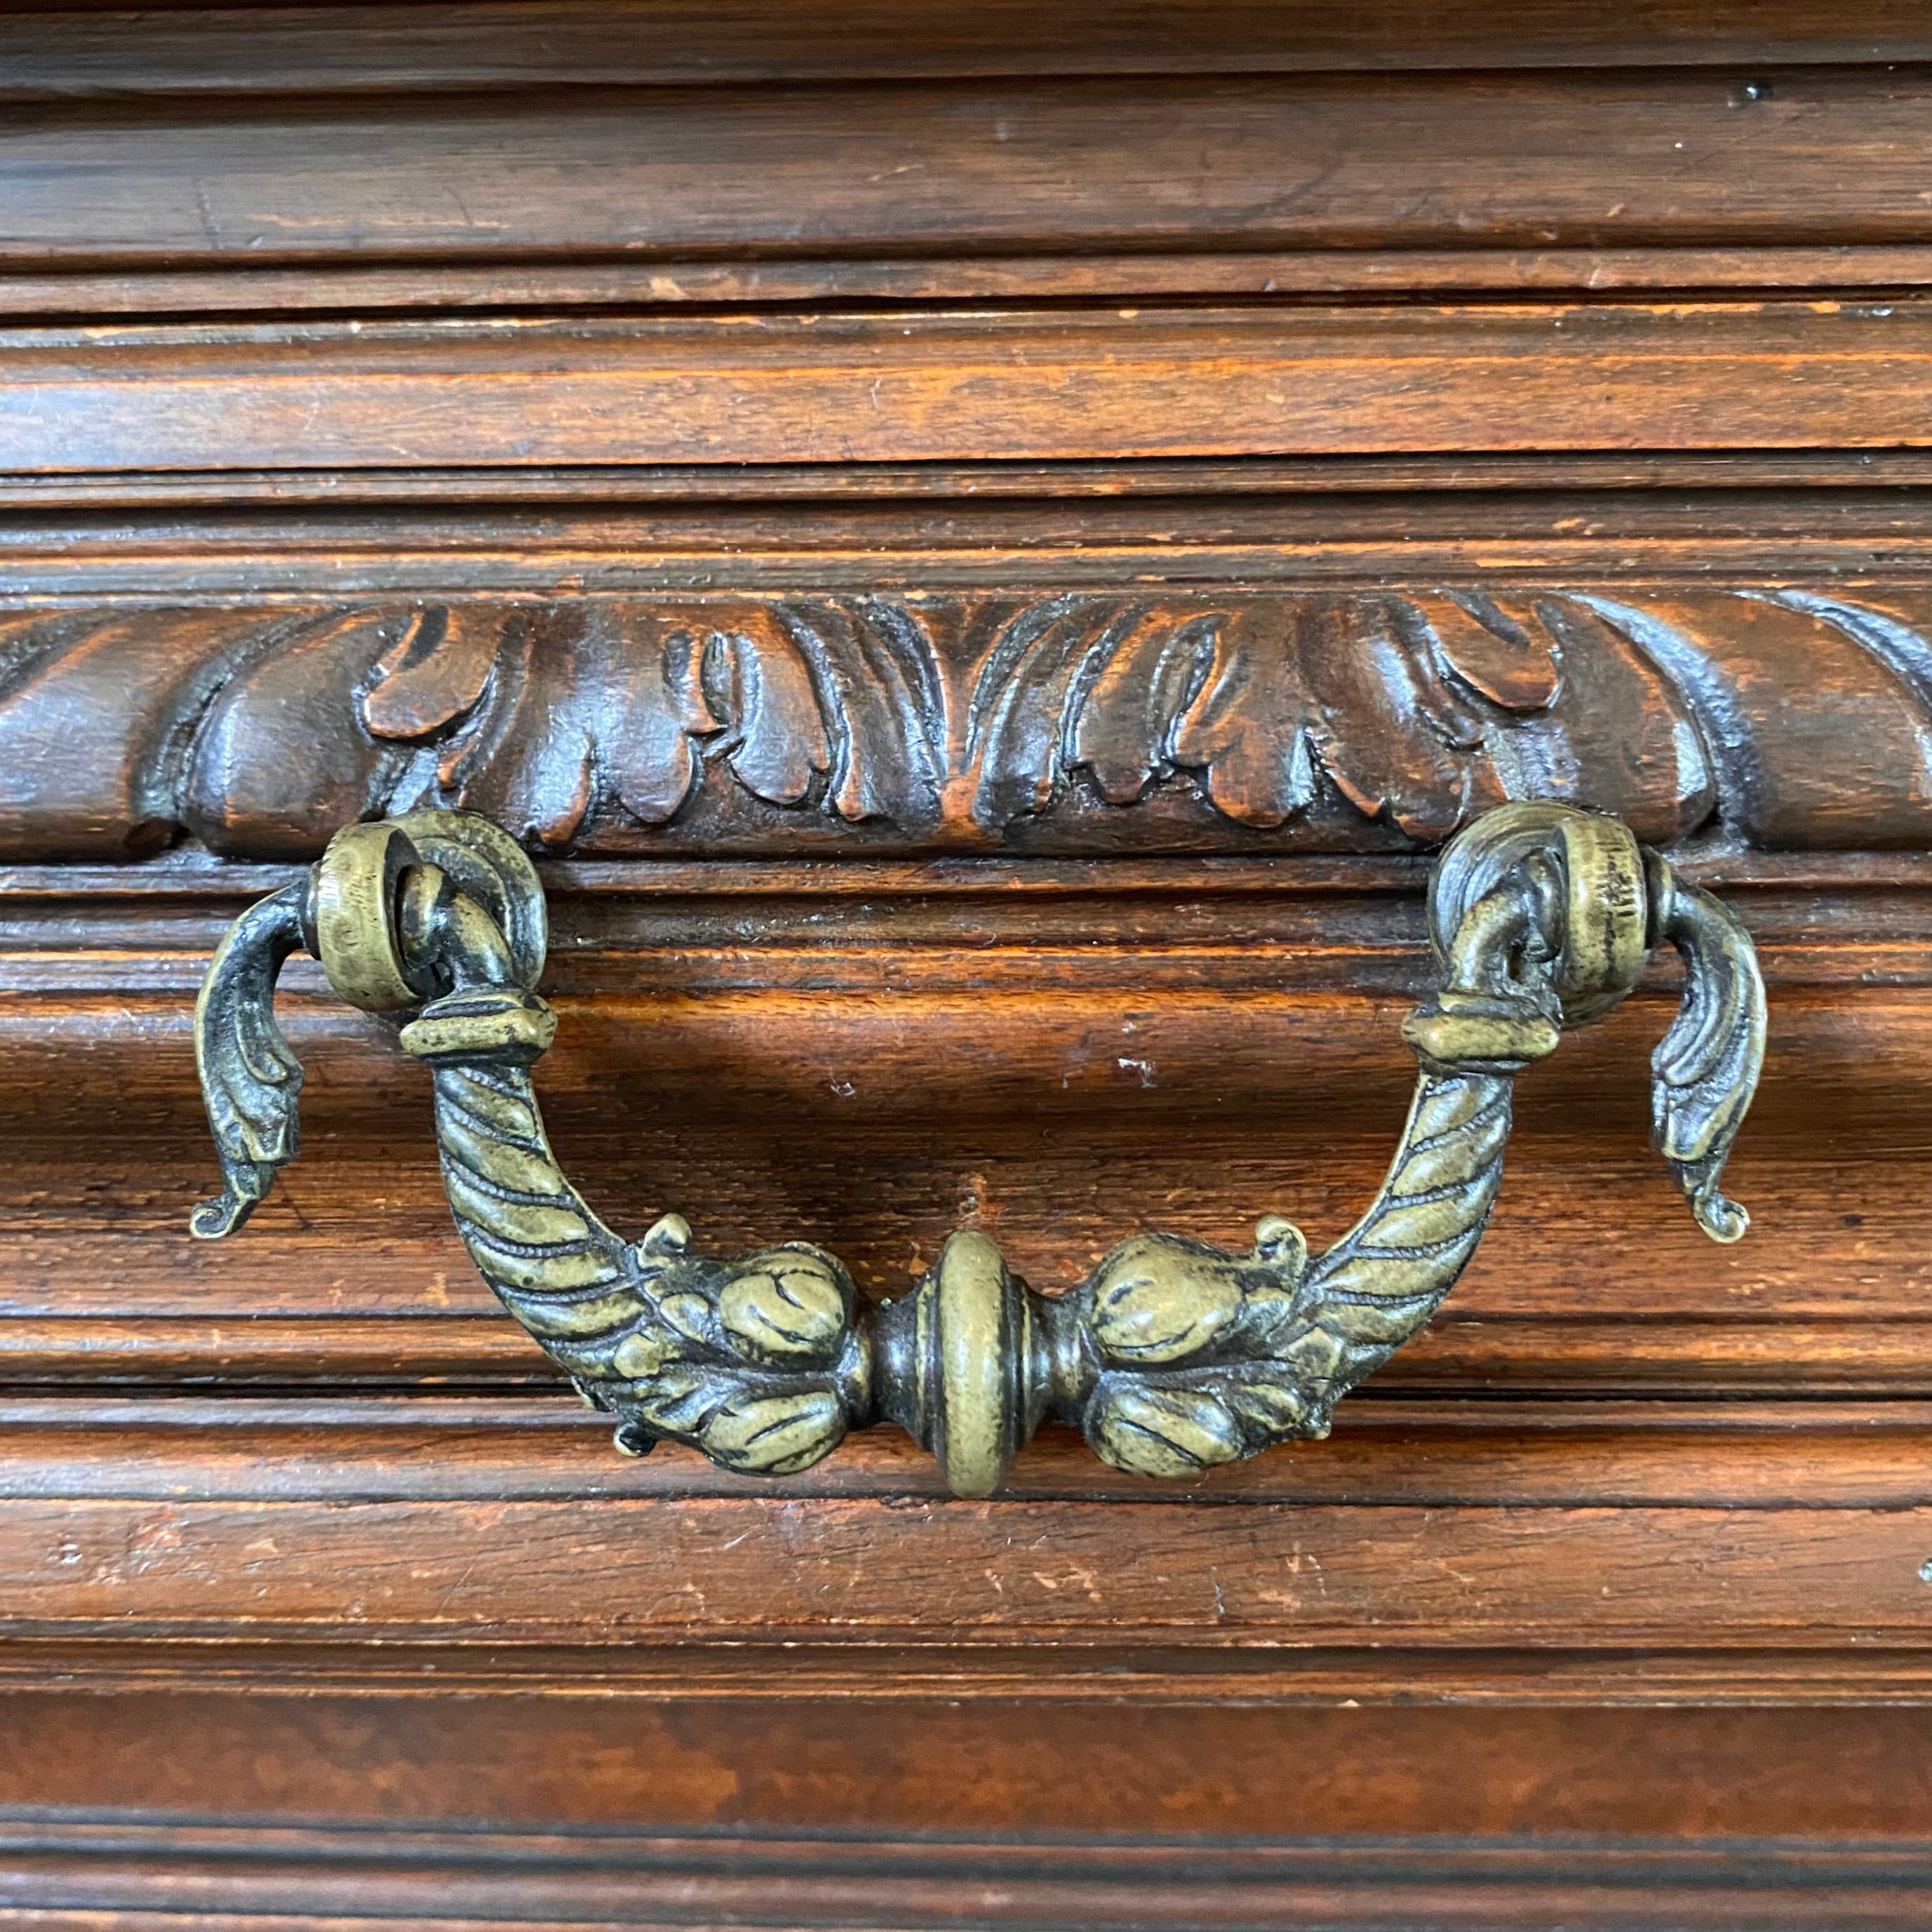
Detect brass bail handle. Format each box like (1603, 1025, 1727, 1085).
(192, 802, 1766, 1498)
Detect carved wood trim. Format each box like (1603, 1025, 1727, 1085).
(2, 1810, 1928, 1931)
(5, 587, 1931, 861)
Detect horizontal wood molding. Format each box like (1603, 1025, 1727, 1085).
(5, 586, 1932, 860)
(7, 1, 1928, 92)
(0, 1637, 1926, 1706)
(6, 503, 1928, 596)
(11, 857, 1932, 986)
(2, 1813, 1930, 1930)
(1, 864, 1924, 1400)
(0, 1702, 1926, 1837)
(0, 1486, 1926, 1651)
(1, 1396, 1924, 1509)
(1, 56, 1924, 316)
(5, 307, 1927, 472)
(7, 1315, 1926, 1400)
(3, 70, 1926, 279)
(8, 247, 1932, 319)
(26, 1694, 1894, 1856)
(18, 450, 1932, 507)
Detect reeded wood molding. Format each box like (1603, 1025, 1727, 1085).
(7, 586, 1932, 861)
(3, 1813, 1929, 1932)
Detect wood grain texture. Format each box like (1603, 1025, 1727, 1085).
(6, 587, 1932, 860)
(8, 485, 1930, 601)
(1, 1396, 1924, 1509)
(4, 307, 1926, 474)
(4, 71, 1926, 273)
(3, 448, 1927, 507)
(0, 1494, 1928, 1649)
(3, 1813, 1931, 1931)
(7, 1, 1927, 92)
(0, 1635, 1924, 1705)
(0, 1696, 1924, 1835)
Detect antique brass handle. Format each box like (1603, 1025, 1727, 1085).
(192, 804, 1764, 1496)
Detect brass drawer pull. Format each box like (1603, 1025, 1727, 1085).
(192, 804, 1764, 1495)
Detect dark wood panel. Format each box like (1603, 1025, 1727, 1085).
(5, 586, 1932, 860)
(8, 67, 1931, 266)
(2, 1813, 1930, 1931)
(4, 305, 1926, 472)
(8, 1, 1928, 92)
(0, 1699, 1926, 1837)
(4, 72, 1926, 270)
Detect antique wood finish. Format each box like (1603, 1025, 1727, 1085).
(1, 4, 1928, 1926)
(8, 584, 1932, 860)
(8, 0, 1930, 90)
(6, 307, 1929, 472)
(10, 79, 1932, 265)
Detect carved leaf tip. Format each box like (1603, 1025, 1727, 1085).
(705, 615, 831, 808)
(1412, 592, 1564, 713)
(363, 605, 499, 741)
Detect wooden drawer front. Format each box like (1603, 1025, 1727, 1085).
(1, 5, 1927, 1915)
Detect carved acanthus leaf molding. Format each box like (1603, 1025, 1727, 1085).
(1, 588, 1928, 860)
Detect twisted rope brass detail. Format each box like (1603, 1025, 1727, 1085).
(193, 803, 1766, 1496)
